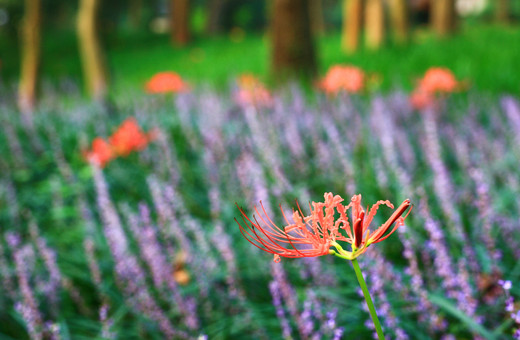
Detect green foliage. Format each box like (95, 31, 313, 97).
(2, 24, 520, 96)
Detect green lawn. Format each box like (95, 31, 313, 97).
(1, 23, 520, 95)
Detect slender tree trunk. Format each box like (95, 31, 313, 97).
(365, 0, 385, 50)
(77, 0, 108, 101)
(206, 0, 227, 35)
(171, 0, 190, 45)
(309, 0, 325, 35)
(18, 0, 41, 114)
(342, 0, 363, 54)
(129, 0, 143, 29)
(271, 0, 317, 79)
(389, 0, 408, 44)
(496, 0, 510, 23)
(431, 0, 456, 36)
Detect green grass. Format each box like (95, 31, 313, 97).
(1, 23, 520, 96)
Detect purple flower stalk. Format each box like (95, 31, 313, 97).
(269, 280, 294, 340)
(399, 225, 445, 332)
(499, 280, 520, 339)
(420, 199, 459, 298)
(92, 164, 187, 338)
(14, 245, 43, 340)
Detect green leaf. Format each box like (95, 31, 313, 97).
(429, 294, 497, 339)
(492, 318, 514, 338)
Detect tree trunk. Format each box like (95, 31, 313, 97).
(389, 0, 408, 44)
(271, 0, 317, 79)
(77, 0, 108, 101)
(365, 0, 385, 50)
(129, 0, 143, 29)
(171, 0, 190, 45)
(18, 0, 41, 114)
(431, 0, 456, 36)
(309, 0, 325, 36)
(206, 0, 227, 35)
(496, 0, 510, 23)
(342, 0, 363, 54)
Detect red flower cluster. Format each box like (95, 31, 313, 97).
(145, 72, 189, 94)
(84, 118, 157, 167)
(237, 193, 411, 262)
(319, 65, 365, 95)
(410, 67, 460, 110)
(234, 74, 273, 108)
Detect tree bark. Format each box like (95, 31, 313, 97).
(496, 0, 510, 23)
(365, 0, 385, 50)
(271, 0, 317, 79)
(206, 0, 227, 35)
(431, 0, 456, 36)
(77, 0, 108, 101)
(171, 0, 190, 45)
(389, 0, 408, 44)
(18, 0, 41, 114)
(342, 0, 363, 54)
(309, 0, 325, 36)
(129, 0, 143, 29)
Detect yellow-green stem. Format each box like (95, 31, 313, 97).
(351, 258, 385, 340)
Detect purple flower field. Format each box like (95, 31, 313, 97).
(1, 84, 520, 339)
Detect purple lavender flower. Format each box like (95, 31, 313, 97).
(92, 164, 188, 338)
(14, 245, 43, 340)
(269, 280, 293, 340)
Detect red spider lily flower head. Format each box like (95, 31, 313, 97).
(83, 137, 115, 168)
(319, 65, 365, 95)
(109, 118, 154, 156)
(418, 67, 459, 94)
(236, 193, 411, 262)
(234, 74, 273, 108)
(145, 71, 189, 94)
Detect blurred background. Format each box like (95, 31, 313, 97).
(1, 0, 520, 109)
(3, 1, 520, 340)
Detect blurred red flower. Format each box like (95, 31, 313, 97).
(319, 65, 365, 95)
(110, 118, 155, 156)
(84, 137, 115, 168)
(145, 72, 189, 94)
(84, 118, 157, 168)
(410, 67, 462, 110)
(419, 67, 459, 94)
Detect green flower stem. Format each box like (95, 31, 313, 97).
(351, 258, 385, 340)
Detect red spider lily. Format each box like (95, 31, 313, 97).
(109, 118, 155, 156)
(145, 71, 189, 94)
(419, 67, 458, 94)
(84, 118, 157, 168)
(318, 65, 365, 95)
(409, 67, 463, 110)
(84, 137, 115, 168)
(236, 193, 411, 262)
